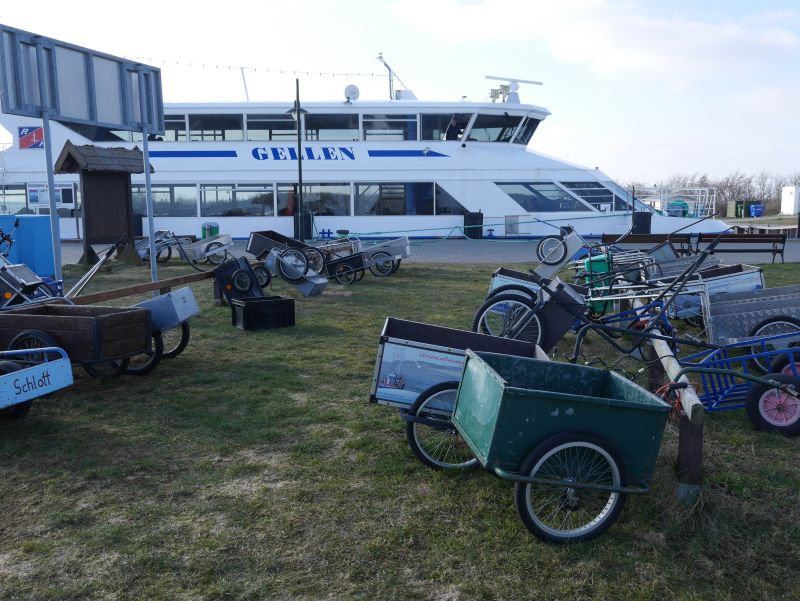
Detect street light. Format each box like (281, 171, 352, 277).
(286, 79, 308, 240)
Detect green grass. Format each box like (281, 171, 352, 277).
(1, 261, 799, 600)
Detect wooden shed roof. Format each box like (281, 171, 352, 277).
(54, 140, 154, 174)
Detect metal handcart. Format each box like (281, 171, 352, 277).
(0, 346, 73, 420)
(135, 230, 231, 265)
(361, 236, 412, 277)
(450, 350, 671, 543)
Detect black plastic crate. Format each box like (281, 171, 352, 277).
(231, 296, 295, 331)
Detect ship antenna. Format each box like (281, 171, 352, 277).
(377, 53, 412, 100)
(485, 75, 542, 103)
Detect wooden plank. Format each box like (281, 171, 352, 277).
(72, 271, 214, 305)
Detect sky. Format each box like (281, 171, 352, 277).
(1, 0, 798, 183)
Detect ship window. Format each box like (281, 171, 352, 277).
(235, 186, 275, 216)
(0, 185, 27, 214)
(247, 114, 297, 141)
(434, 184, 468, 215)
(496, 182, 586, 212)
(468, 114, 523, 142)
(356, 183, 433, 216)
(189, 114, 244, 141)
(276, 183, 350, 216)
(163, 114, 187, 142)
(200, 184, 236, 216)
(304, 114, 359, 141)
(132, 184, 198, 217)
(362, 114, 418, 141)
(561, 182, 629, 211)
(420, 113, 471, 141)
(513, 118, 540, 145)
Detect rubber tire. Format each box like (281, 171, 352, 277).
(334, 264, 355, 285)
(204, 241, 228, 265)
(231, 269, 253, 293)
(162, 322, 191, 359)
(513, 432, 628, 543)
(769, 354, 800, 377)
(252, 266, 272, 289)
(486, 284, 539, 302)
(745, 373, 800, 436)
(123, 330, 163, 376)
(302, 247, 326, 274)
(82, 358, 130, 378)
(747, 316, 800, 374)
(537, 236, 568, 265)
(472, 293, 546, 346)
(355, 269, 365, 282)
(369, 251, 394, 277)
(0, 360, 31, 419)
(7, 330, 60, 361)
(405, 381, 479, 470)
(390, 259, 401, 275)
(155, 246, 172, 263)
(278, 249, 309, 283)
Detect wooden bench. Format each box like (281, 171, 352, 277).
(696, 233, 787, 263)
(599, 233, 696, 256)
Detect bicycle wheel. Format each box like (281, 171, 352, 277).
(406, 382, 478, 470)
(7, 330, 61, 362)
(472, 293, 546, 346)
(485, 284, 538, 302)
(162, 322, 191, 359)
(0, 360, 31, 419)
(231, 269, 253, 292)
(748, 316, 800, 374)
(537, 236, 567, 265)
(334, 264, 355, 285)
(368, 251, 394, 277)
(745, 373, 800, 436)
(514, 432, 628, 543)
(302, 247, 326, 274)
(278, 248, 309, 283)
(123, 330, 163, 376)
(204, 242, 228, 265)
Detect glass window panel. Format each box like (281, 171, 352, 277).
(235, 187, 275, 216)
(132, 185, 197, 216)
(434, 184, 468, 215)
(200, 185, 235, 216)
(513, 118, 540, 145)
(304, 114, 358, 141)
(247, 114, 297, 141)
(362, 114, 417, 141)
(0, 185, 28, 215)
(355, 183, 432, 216)
(163, 114, 187, 142)
(420, 113, 471, 141)
(277, 185, 298, 216)
(189, 114, 244, 141)
(560, 182, 627, 210)
(496, 182, 585, 212)
(467, 114, 523, 142)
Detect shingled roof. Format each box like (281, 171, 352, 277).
(54, 140, 154, 174)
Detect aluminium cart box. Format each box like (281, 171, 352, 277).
(134, 287, 200, 331)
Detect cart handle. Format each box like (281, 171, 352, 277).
(492, 467, 651, 494)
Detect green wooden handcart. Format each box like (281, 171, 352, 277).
(451, 351, 671, 543)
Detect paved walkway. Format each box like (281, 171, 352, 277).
(59, 238, 800, 266)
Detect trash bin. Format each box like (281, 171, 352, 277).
(632, 211, 652, 234)
(336, 229, 350, 238)
(464, 212, 483, 239)
(202, 222, 220, 238)
(749, 204, 765, 218)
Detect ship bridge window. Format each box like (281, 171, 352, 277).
(362, 114, 418, 141)
(304, 114, 359, 141)
(512, 118, 540, 145)
(356, 183, 434, 216)
(247, 114, 297, 141)
(132, 184, 198, 217)
(496, 182, 587, 212)
(189, 114, 244, 141)
(163, 114, 187, 142)
(277, 183, 350, 216)
(420, 113, 472, 141)
(561, 182, 631, 211)
(468, 114, 523, 142)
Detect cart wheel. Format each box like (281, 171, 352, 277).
(82, 358, 130, 378)
(472, 293, 546, 346)
(389, 259, 401, 275)
(355, 269, 365, 282)
(334, 264, 355, 285)
(278, 249, 309, 283)
(302, 247, 326, 274)
(123, 330, 164, 376)
(514, 432, 628, 543)
(204, 242, 228, 265)
(747, 316, 800, 374)
(368, 251, 394, 277)
(537, 236, 568, 265)
(406, 381, 479, 471)
(769, 354, 800, 377)
(231, 269, 253, 292)
(159, 322, 191, 359)
(486, 284, 538, 302)
(252, 266, 272, 289)
(7, 330, 61, 362)
(142, 246, 171, 264)
(0, 360, 31, 419)
(745, 373, 800, 436)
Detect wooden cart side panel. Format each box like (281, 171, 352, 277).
(0, 315, 97, 361)
(95, 310, 151, 360)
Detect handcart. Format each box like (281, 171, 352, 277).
(135, 231, 231, 265)
(262, 250, 328, 297)
(450, 350, 671, 543)
(370, 317, 545, 470)
(0, 301, 151, 378)
(0, 346, 73, 420)
(534, 226, 587, 279)
(362, 236, 412, 277)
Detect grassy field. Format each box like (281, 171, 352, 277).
(1, 260, 799, 600)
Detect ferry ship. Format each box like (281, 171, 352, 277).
(0, 78, 728, 240)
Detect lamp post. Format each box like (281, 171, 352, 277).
(287, 79, 308, 240)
